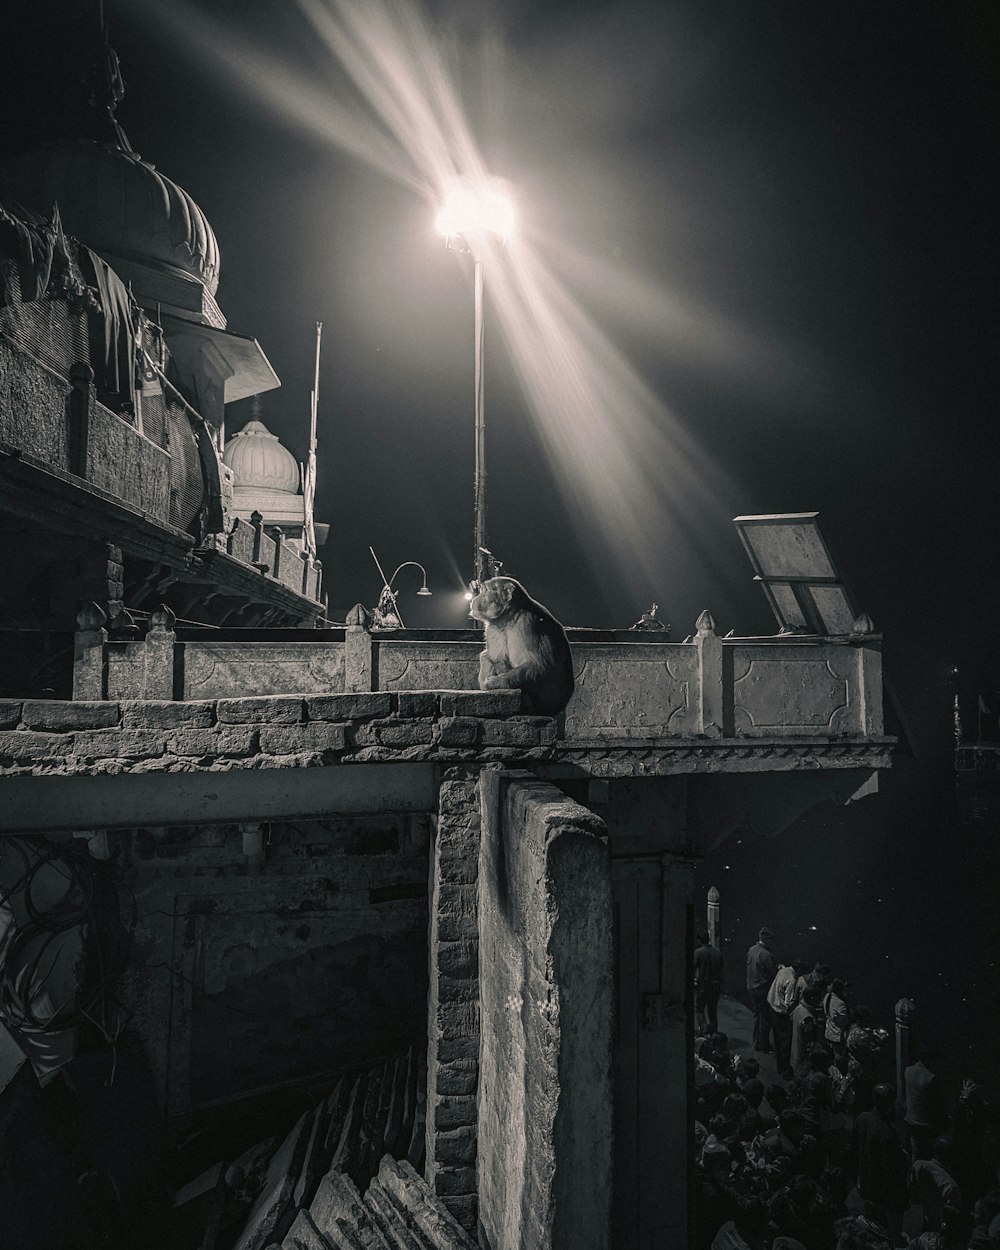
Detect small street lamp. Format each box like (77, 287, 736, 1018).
(436, 174, 515, 586)
(369, 546, 431, 629)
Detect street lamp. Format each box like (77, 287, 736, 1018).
(436, 174, 515, 585)
(369, 547, 431, 629)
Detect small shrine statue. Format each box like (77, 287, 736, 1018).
(629, 602, 670, 635)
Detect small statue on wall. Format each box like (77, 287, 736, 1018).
(629, 602, 670, 635)
(468, 577, 575, 716)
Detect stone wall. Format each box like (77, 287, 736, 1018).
(425, 766, 484, 1234)
(120, 813, 431, 1128)
(477, 772, 613, 1250)
(0, 691, 557, 777)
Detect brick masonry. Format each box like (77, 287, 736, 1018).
(0, 691, 558, 777)
(425, 765, 489, 1234)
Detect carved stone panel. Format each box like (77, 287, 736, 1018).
(565, 647, 697, 737)
(180, 643, 345, 698)
(732, 647, 853, 736)
(375, 641, 480, 692)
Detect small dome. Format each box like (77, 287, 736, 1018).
(223, 419, 300, 494)
(0, 141, 220, 293)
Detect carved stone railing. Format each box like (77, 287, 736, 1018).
(73, 604, 886, 744)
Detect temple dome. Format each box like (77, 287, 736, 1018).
(223, 419, 300, 494)
(0, 140, 220, 293)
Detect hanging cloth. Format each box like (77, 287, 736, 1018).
(78, 244, 136, 402)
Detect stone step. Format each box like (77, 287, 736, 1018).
(310, 1169, 391, 1250)
(234, 1110, 314, 1250)
(372, 1156, 477, 1250)
(362, 1179, 429, 1250)
(281, 1208, 336, 1250)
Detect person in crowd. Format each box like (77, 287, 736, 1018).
(823, 977, 851, 1066)
(746, 927, 778, 1054)
(909, 1134, 962, 1233)
(854, 1082, 908, 1234)
(904, 1047, 943, 1162)
(711, 1194, 768, 1250)
(695, 929, 725, 1035)
(768, 958, 808, 1080)
(841, 1006, 882, 1114)
(949, 1078, 989, 1200)
(790, 986, 823, 1072)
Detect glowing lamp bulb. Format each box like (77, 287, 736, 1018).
(436, 175, 515, 244)
(464, 590, 474, 601)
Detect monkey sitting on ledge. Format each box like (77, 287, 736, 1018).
(468, 577, 575, 716)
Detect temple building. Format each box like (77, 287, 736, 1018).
(1, 24, 897, 1250)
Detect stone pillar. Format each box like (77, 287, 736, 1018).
(693, 611, 723, 737)
(425, 765, 483, 1234)
(143, 606, 177, 700)
(896, 997, 915, 1101)
(707, 885, 721, 956)
(72, 602, 108, 700)
(270, 528, 284, 581)
(344, 605, 373, 693)
(68, 361, 93, 478)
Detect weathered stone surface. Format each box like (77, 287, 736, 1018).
(433, 1059, 478, 1098)
(218, 696, 306, 725)
(310, 1170, 389, 1250)
(308, 694, 392, 722)
(431, 1125, 477, 1167)
(377, 722, 434, 748)
(431, 1094, 476, 1131)
(435, 941, 477, 981)
(234, 1110, 313, 1250)
(435, 718, 479, 748)
(259, 724, 347, 755)
(375, 1157, 478, 1247)
(121, 700, 215, 729)
(74, 729, 165, 758)
(429, 1166, 474, 1198)
(0, 701, 22, 729)
(435, 1036, 478, 1065)
(396, 691, 438, 718)
(282, 1209, 335, 1250)
(477, 772, 613, 1250)
(21, 699, 120, 730)
(479, 720, 540, 747)
(0, 730, 74, 761)
(362, 1182, 425, 1250)
(168, 727, 258, 757)
(438, 691, 521, 718)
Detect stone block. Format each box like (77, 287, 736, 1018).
(436, 977, 478, 1006)
(234, 1110, 313, 1250)
(363, 1183, 425, 1250)
(310, 1170, 387, 1250)
(0, 729, 73, 762)
(435, 1036, 479, 1064)
(74, 729, 164, 758)
(217, 696, 306, 724)
(377, 722, 434, 748)
(439, 691, 521, 718)
(440, 1194, 477, 1235)
(479, 720, 540, 748)
(430, 1165, 475, 1197)
(21, 699, 120, 731)
(375, 1157, 478, 1248)
(396, 691, 438, 718)
(431, 998, 479, 1039)
(433, 1059, 478, 1098)
(436, 718, 479, 748)
(308, 693, 392, 722)
(436, 940, 477, 981)
(436, 852, 477, 887)
(168, 727, 258, 757)
(0, 701, 22, 729)
(432, 1125, 477, 1167)
(432, 1094, 476, 1132)
(259, 724, 347, 755)
(281, 1209, 333, 1250)
(122, 700, 215, 729)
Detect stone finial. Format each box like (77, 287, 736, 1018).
(109, 607, 139, 637)
(149, 605, 177, 633)
(77, 601, 107, 631)
(851, 611, 876, 635)
(895, 997, 916, 1022)
(707, 886, 720, 903)
(695, 610, 716, 636)
(346, 603, 372, 628)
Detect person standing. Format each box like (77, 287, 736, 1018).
(790, 986, 822, 1072)
(768, 958, 808, 1079)
(855, 1082, 908, 1232)
(694, 929, 724, 1035)
(746, 927, 777, 1054)
(822, 977, 851, 1066)
(905, 1049, 943, 1162)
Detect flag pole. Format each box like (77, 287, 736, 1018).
(305, 320, 323, 555)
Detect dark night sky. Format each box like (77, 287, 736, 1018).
(3, 0, 998, 758)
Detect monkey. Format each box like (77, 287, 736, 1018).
(468, 577, 574, 716)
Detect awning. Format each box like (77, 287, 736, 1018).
(161, 314, 280, 404)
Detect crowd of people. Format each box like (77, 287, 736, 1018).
(691, 927, 999, 1250)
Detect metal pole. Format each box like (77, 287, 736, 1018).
(474, 257, 486, 584)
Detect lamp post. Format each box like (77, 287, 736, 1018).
(436, 175, 515, 586)
(369, 547, 431, 629)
